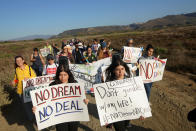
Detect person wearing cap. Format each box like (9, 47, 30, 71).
(30, 48, 45, 76)
(97, 42, 111, 60)
(42, 54, 58, 75)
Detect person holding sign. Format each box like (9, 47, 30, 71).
(121, 38, 141, 76)
(138, 44, 155, 101)
(30, 48, 45, 76)
(11, 56, 36, 121)
(33, 64, 89, 131)
(105, 55, 144, 131)
(44, 42, 53, 55)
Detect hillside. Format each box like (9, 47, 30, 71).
(52, 12, 196, 38)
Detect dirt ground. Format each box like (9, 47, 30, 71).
(0, 71, 195, 131)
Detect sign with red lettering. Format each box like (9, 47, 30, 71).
(23, 75, 54, 103)
(30, 83, 89, 130)
(139, 59, 167, 83)
(93, 77, 152, 126)
(123, 47, 142, 63)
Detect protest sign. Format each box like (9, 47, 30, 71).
(70, 57, 111, 76)
(30, 83, 89, 130)
(40, 48, 50, 57)
(139, 59, 167, 83)
(123, 47, 142, 63)
(94, 77, 152, 126)
(23, 75, 54, 103)
(72, 71, 96, 93)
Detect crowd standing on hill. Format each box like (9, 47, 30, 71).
(11, 37, 163, 131)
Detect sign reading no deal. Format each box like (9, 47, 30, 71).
(123, 47, 142, 63)
(30, 83, 89, 130)
(93, 77, 152, 126)
(139, 59, 167, 83)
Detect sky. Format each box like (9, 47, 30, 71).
(0, 0, 196, 40)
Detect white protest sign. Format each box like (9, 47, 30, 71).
(70, 57, 111, 76)
(123, 47, 142, 63)
(139, 59, 167, 83)
(40, 48, 51, 57)
(23, 75, 54, 103)
(30, 83, 89, 130)
(94, 77, 152, 126)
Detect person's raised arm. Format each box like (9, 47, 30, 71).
(39, 54, 45, 66)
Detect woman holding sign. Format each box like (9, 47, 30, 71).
(105, 54, 144, 131)
(11, 56, 36, 121)
(138, 44, 154, 101)
(33, 64, 89, 131)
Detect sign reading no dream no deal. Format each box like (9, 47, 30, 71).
(30, 83, 89, 130)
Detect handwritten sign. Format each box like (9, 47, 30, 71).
(40, 48, 51, 57)
(30, 83, 89, 130)
(139, 59, 167, 83)
(94, 77, 152, 126)
(23, 75, 54, 103)
(72, 71, 96, 93)
(123, 47, 142, 63)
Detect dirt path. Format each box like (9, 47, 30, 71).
(0, 71, 195, 131)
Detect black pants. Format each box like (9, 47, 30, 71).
(56, 122, 79, 131)
(113, 120, 129, 131)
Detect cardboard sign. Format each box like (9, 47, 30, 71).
(40, 48, 51, 57)
(94, 77, 152, 126)
(139, 59, 167, 83)
(23, 75, 54, 103)
(123, 47, 142, 63)
(30, 83, 89, 130)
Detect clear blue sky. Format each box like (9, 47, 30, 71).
(0, 0, 195, 40)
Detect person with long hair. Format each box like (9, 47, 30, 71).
(83, 46, 97, 64)
(33, 64, 89, 131)
(139, 44, 155, 101)
(11, 55, 36, 121)
(105, 54, 144, 131)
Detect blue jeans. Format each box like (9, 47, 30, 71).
(144, 83, 153, 101)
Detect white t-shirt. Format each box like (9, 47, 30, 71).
(43, 63, 58, 75)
